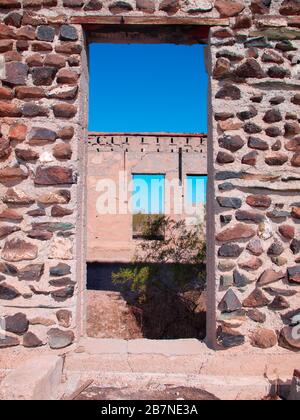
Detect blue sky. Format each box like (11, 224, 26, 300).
(88, 43, 208, 133)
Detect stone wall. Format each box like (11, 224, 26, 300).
(0, 0, 299, 352)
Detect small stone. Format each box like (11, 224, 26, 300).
(36, 26, 55, 42)
(28, 127, 57, 145)
(220, 214, 232, 224)
(215, 0, 245, 17)
(257, 268, 285, 287)
(47, 328, 74, 349)
(8, 124, 27, 142)
(267, 66, 289, 79)
(0, 336, 20, 348)
(213, 58, 230, 78)
(265, 153, 288, 166)
(22, 102, 48, 117)
(84, 0, 103, 10)
(262, 49, 284, 64)
(52, 103, 77, 118)
(3, 188, 34, 205)
(2, 239, 38, 262)
(0, 208, 22, 221)
(0, 225, 20, 240)
(291, 239, 300, 255)
(218, 326, 245, 348)
(248, 136, 269, 151)
(265, 126, 282, 137)
(216, 223, 256, 243)
(0, 102, 21, 117)
(218, 260, 236, 271)
(55, 43, 82, 55)
(244, 122, 262, 134)
(276, 40, 297, 52)
(220, 274, 234, 289)
(237, 106, 257, 121)
(0, 166, 28, 184)
(18, 264, 44, 281)
(267, 240, 284, 256)
(269, 296, 290, 311)
(3, 12, 22, 27)
(218, 119, 242, 131)
(279, 224, 295, 240)
(23, 332, 43, 347)
(235, 58, 265, 79)
(243, 289, 270, 308)
(15, 148, 39, 161)
(27, 208, 46, 217)
(53, 143, 72, 160)
(263, 109, 282, 124)
(51, 205, 73, 217)
(285, 122, 300, 137)
(287, 266, 300, 284)
(15, 86, 44, 99)
(235, 210, 264, 224)
(215, 84, 241, 100)
(233, 270, 252, 288)
(58, 126, 74, 140)
(216, 50, 243, 62)
(0, 262, 18, 277)
(218, 135, 244, 152)
(271, 139, 282, 151)
(258, 220, 273, 240)
(291, 153, 300, 167)
(291, 207, 300, 219)
(271, 256, 288, 266)
(28, 230, 53, 241)
(270, 96, 285, 105)
(238, 257, 262, 271)
(34, 166, 76, 186)
(279, 326, 300, 351)
(246, 195, 271, 209)
(217, 197, 242, 209)
(250, 94, 263, 103)
(218, 243, 243, 258)
(38, 190, 70, 205)
(50, 263, 71, 277)
(251, 328, 277, 349)
(247, 309, 266, 323)
(292, 93, 300, 105)
(0, 282, 21, 300)
(5, 313, 29, 334)
(4, 62, 28, 86)
(264, 287, 297, 297)
(44, 54, 66, 68)
(0, 138, 11, 160)
(31, 66, 57, 86)
(216, 151, 234, 164)
(56, 68, 78, 84)
(0, 86, 13, 100)
(218, 289, 242, 313)
(56, 309, 72, 328)
(242, 151, 258, 166)
(107, 0, 134, 13)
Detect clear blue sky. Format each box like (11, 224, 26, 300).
(88, 43, 208, 133)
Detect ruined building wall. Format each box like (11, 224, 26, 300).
(87, 133, 207, 263)
(0, 0, 299, 351)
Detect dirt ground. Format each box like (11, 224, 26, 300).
(75, 385, 219, 400)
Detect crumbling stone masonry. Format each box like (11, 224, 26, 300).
(0, 0, 299, 352)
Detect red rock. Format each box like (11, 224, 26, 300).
(0, 102, 21, 117)
(37, 190, 70, 204)
(32, 42, 53, 52)
(279, 326, 300, 351)
(15, 86, 44, 99)
(27, 208, 46, 217)
(0, 40, 13, 53)
(53, 143, 72, 160)
(27, 229, 53, 241)
(47, 85, 78, 100)
(0, 86, 13, 100)
(57, 126, 74, 140)
(242, 151, 258, 166)
(34, 166, 77, 185)
(51, 205, 73, 217)
(31, 66, 57, 86)
(22, 102, 48, 117)
(0, 207, 23, 221)
(0, 167, 28, 184)
(265, 152, 288, 166)
(238, 257, 262, 271)
(251, 328, 277, 349)
(25, 53, 43, 67)
(213, 58, 230, 78)
(8, 124, 27, 142)
(44, 54, 66, 68)
(291, 207, 300, 219)
(279, 224, 295, 240)
(56, 68, 78, 84)
(22, 11, 47, 26)
(55, 43, 82, 55)
(16, 40, 29, 52)
(216, 223, 256, 243)
(15, 148, 39, 161)
(16, 26, 35, 41)
(246, 195, 271, 208)
(0, 138, 11, 160)
(285, 137, 300, 152)
(0, 225, 21, 239)
(280, 0, 300, 15)
(3, 12, 22, 27)
(2, 238, 38, 262)
(52, 103, 77, 118)
(269, 296, 290, 310)
(216, 151, 234, 164)
(243, 289, 271, 308)
(235, 58, 265, 79)
(291, 152, 300, 167)
(3, 187, 35, 205)
(0, 23, 15, 39)
(0, 0, 21, 9)
(257, 269, 285, 287)
(215, 0, 245, 17)
(4, 62, 28, 86)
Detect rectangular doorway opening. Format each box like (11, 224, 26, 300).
(85, 25, 209, 342)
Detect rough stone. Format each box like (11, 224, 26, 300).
(262, 49, 284, 64)
(38, 190, 70, 205)
(47, 328, 74, 349)
(242, 150, 258, 166)
(0, 335, 20, 348)
(247, 309, 266, 323)
(52, 103, 77, 118)
(0, 282, 21, 300)
(217, 197, 242, 209)
(50, 263, 71, 277)
(23, 332, 43, 348)
(215, 84, 241, 100)
(49, 237, 73, 260)
(265, 152, 288, 166)
(243, 289, 271, 308)
(15, 86, 44, 99)
(216, 151, 234, 164)
(218, 289, 242, 313)
(218, 243, 244, 258)
(244, 122, 262, 134)
(235, 58, 265, 79)
(251, 328, 277, 349)
(28, 127, 56, 145)
(51, 205, 73, 217)
(287, 266, 300, 284)
(36, 26, 55, 42)
(18, 264, 44, 281)
(56, 309, 72, 328)
(8, 124, 27, 142)
(257, 268, 285, 287)
(246, 195, 271, 208)
(265, 126, 282, 137)
(233, 270, 252, 288)
(214, 0, 245, 17)
(34, 166, 76, 185)
(269, 296, 290, 311)
(218, 135, 244, 152)
(22, 102, 48, 117)
(53, 143, 72, 160)
(0, 166, 28, 184)
(0, 225, 21, 239)
(5, 313, 29, 334)
(291, 239, 300, 254)
(267, 66, 290, 79)
(31, 66, 57, 86)
(235, 210, 264, 224)
(4, 62, 28, 86)
(237, 106, 257, 121)
(279, 224, 295, 240)
(216, 223, 255, 242)
(263, 109, 282, 124)
(3, 188, 34, 205)
(279, 326, 300, 351)
(238, 257, 263, 271)
(267, 240, 284, 256)
(2, 239, 38, 262)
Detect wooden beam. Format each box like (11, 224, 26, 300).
(70, 15, 229, 27)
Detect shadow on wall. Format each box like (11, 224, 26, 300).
(87, 262, 207, 340)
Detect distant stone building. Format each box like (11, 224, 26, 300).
(87, 132, 208, 263)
